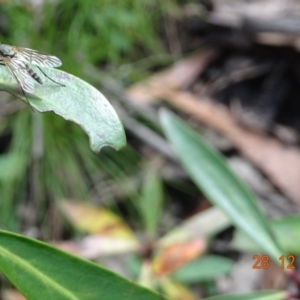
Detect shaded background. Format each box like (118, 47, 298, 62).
(1, 0, 300, 299)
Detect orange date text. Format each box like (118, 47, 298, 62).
(252, 255, 295, 269)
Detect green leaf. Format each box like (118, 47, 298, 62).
(0, 66, 126, 153)
(172, 255, 234, 283)
(202, 290, 287, 300)
(139, 170, 164, 238)
(0, 230, 169, 300)
(232, 214, 300, 254)
(159, 109, 284, 265)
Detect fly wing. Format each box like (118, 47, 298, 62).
(2, 57, 35, 93)
(13, 46, 62, 68)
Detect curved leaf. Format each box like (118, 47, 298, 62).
(139, 170, 163, 238)
(232, 214, 300, 254)
(0, 65, 126, 152)
(172, 255, 234, 283)
(159, 109, 284, 265)
(0, 230, 168, 300)
(158, 207, 230, 247)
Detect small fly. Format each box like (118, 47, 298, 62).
(0, 42, 64, 108)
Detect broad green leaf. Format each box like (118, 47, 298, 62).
(0, 66, 126, 152)
(232, 215, 300, 254)
(139, 170, 163, 238)
(172, 255, 234, 283)
(203, 290, 287, 300)
(0, 230, 168, 300)
(159, 109, 284, 265)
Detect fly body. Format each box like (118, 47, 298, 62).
(0, 42, 64, 108)
(25, 63, 43, 84)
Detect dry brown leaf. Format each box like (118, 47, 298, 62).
(127, 53, 300, 206)
(126, 50, 217, 104)
(152, 238, 206, 277)
(1, 290, 26, 300)
(60, 201, 136, 239)
(53, 235, 140, 259)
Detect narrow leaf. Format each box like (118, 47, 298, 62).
(172, 255, 234, 283)
(232, 214, 300, 254)
(159, 109, 284, 265)
(139, 171, 163, 238)
(157, 207, 230, 247)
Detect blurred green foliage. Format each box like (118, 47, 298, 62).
(0, 0, 183, 232)
(1, 0, 175, 82)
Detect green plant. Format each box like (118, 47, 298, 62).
(0, 0, 175, 232)
(1, 1, 297, 299)
(1, 108, 296, 299)
(0, 230, 168, 300)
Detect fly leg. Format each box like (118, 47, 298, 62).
(37, 66, 65, 87)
